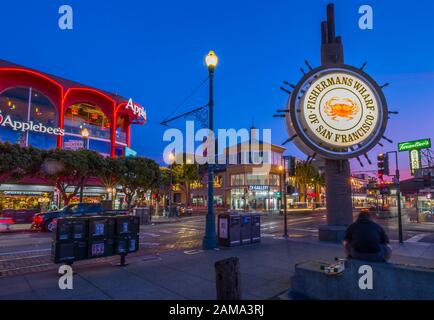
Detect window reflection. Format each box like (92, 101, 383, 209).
(64, 103, 111, 140)
(0, 87, 58, 149)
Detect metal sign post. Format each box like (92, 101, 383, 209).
(387, 151, 403, 244)
(280, 4, 391, 242)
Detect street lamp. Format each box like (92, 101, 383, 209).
(81, 127, 90, 149)
(279, 164, 288, 238)
(279, 165, 284, 211)
(203, 50, 219, 250)
(168, 152, 175, 218)
(79, 127, 90, 202)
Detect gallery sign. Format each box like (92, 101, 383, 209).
(0, 114, 65, 136)
(285, 65, 388, 160)
(398, 138, 431, 152)
(249, 185, 269, 191)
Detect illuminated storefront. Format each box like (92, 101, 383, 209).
(0, 59, 146, 156)
(181, 140, 287, 213)
(0, 59, 146, 211)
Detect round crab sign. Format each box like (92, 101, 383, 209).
(285, 65, 388, 160)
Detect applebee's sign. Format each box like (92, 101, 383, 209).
(0, 114, 65, 136)
(126, 98, 147, 121)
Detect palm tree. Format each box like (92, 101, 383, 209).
(294, 161, 317, 203)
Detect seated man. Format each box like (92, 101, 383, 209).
(343, 211, 392, 262)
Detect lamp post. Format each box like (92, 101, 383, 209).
(79, 127, 90, 203)
(203, 50, 219, 250)
(168, 152, 175, 218)
(279, 164, 288, 238)
(81, 127, 90, 149)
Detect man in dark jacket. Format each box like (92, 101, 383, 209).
(343, 211, 392, 262)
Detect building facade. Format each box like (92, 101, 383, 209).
(174, 139, 288, 213)
(0, 59, 146, 211)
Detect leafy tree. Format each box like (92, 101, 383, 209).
(117, 156, 160, 211)
(154, 167, 171, 209)
(96, 157, 123, 208)
(172, 163, 199, 206)
(41, 149, 103, 205)
(294, 161, 318, 203)
(0, 142, 45, 182)
(294, 161, 326, 204)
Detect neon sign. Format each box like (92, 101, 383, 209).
(0, 114, 65, 136)
(125, 98, 147, 121)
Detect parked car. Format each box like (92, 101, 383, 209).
(31, 203, 128, 232)
(0, 209, 39, 224)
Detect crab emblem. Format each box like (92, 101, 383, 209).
(323, 97, 359, 121)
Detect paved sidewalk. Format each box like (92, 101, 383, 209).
(1, 237, 434, 300)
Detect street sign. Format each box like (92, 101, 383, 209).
(398, 138, 431, 152)
(410, 149, 422, 175)
(285, 65, 388, 160)
(124, 146, 137, 157)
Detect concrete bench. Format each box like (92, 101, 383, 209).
(290, 259, 434, 300)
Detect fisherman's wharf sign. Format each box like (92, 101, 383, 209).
(285, 65, 388, 159)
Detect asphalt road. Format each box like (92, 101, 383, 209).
(0, 210, 433, 277)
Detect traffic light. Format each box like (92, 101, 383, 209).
(377, 153, 385, 182)
(377, 153, 390, 180)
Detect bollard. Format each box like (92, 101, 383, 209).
(215, 257, 242, 300)
(117, 253, 128, 267)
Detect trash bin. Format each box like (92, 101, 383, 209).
(251, 213, 261, 243)
(218, 213, 241, 247)
(240, 214, 252, 245)
(134, 207, 150, 225)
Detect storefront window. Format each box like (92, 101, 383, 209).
(116, 114, 128, 145)
(64, 103, 111, 140)
(272, 151, 282, 166)
(231, 174, 245, 186)
(230, 187, 280, 212)
(63, 103, 112, 155)
(0, 191, 52, 211)
(0, 87, 58, 149)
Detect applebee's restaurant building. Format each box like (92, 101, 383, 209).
(0, 59, 146, 211)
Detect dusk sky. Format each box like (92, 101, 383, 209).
(1, 0, 433, 179)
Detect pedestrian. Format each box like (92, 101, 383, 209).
(343, 211, 392, 262)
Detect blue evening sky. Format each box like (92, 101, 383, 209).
(1, 0, 433, 179)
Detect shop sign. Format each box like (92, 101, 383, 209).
(126, 98, 147, 121)
(124, 146, 137, 157)
(64, 140, 84, 151)
(249, 185, 269, 191)
(398, 138, 431, 152)
(285, 65, 388, 160)
(0, 114, 65, 136)
(410, 149, 422, 176)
